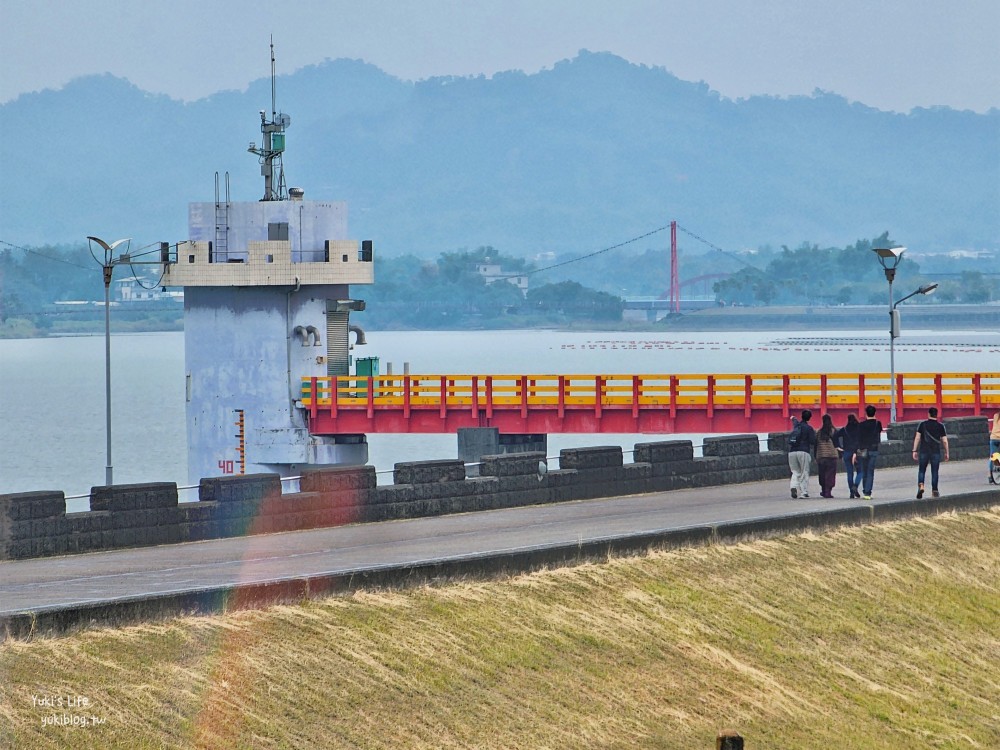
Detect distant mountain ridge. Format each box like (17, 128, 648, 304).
(2, 51, 996, 257)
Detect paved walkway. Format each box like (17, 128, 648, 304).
(2, 459, 997, 632)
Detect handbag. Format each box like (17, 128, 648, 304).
(856, 448, 869, 458)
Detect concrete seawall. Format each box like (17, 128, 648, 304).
(2, 416, 992, 562)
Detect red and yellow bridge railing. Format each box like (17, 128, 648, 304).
(299, 372, 1000, 435)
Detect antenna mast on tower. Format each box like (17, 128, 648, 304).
(248, 37, 291, 201)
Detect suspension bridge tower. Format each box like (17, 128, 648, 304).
(163, 44, 373, 484)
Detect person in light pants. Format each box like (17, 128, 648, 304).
(787, 409, 816, 498)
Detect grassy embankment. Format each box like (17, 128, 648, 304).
(2, 509, 998, 749)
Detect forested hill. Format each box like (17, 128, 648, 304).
(2, 50, 996, 256)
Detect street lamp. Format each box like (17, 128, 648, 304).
(888, 282, 938, 422)
(87, 236, 131, 487)
(872, 246, 905, 422)
(872, 245, 939, 423)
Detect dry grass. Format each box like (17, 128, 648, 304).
(2, 509, 999, 749)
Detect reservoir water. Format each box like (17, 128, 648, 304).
(2, 328, 997, 510)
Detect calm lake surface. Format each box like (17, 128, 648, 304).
(2, 328, 997, 510)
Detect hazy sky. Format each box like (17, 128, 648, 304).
(2, 0, 998, 112)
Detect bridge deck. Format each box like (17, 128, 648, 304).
(300, 372, 1000, 434)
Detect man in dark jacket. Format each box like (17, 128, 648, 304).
(788, 409, 817, 498)
(912, 407, 949, 498)
(856, 404, 883, 500)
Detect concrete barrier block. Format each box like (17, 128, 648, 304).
(633, 440, 695, 464)
(90, 483, 178, 512)
(494, 474, 544, 493)
(0, 491, 66, 524)
(506, 488, 555, 508)
(766, 432, 792, 452)
(7, 520, 37, 541)
(300, 465, 377, 492)
(886, 420, 921, 440)
(468, 476, 502, 495)
(413, 480, 476, 501)
(479, 452, 547, 478)
(393, 459, 466, 485)
(943, 416, 988, 436)
(374, 485, 415, 506)
(180, 502, 218, 523)
(559, 446, 624, 470)
(199, 474, 281, 503)
(703, 434, 761, 457)
(546, 468, 579, 486)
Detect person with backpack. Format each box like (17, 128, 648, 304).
(912, 407, 949, 498)
(855, 405, 883, 500)
(787, 409, 817, 499)
(835, 413, 862, 498)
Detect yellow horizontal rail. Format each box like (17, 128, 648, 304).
(300, 372, 1000, 410)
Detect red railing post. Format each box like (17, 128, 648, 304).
(558, 375, 566, 419)
(310, 376, 318, 419)
(485, 376, 493, 419)
(595, 375, 603, 419)
(440, 377, 448, 419)
(973, 373, 981, 416)
(896, 372, 904, 421)
(403, 375, 411, 419)
(331, 376, 338, 418)
(744, 374, 752, 419)
(858, 374, 865, 417)
(820, 374, 828, 415)
(781, 374, 790, 419)
(669, 375, 677, 418)
(707, 375, 715, 418)
(520, 375, 528, 419)
(472, 375, 479, 416)
(936, 373, 944, 415)
(632, 375, 640, 419)
(367, 376, 375, 418)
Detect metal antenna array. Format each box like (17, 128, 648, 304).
(248, 37, 291, 201)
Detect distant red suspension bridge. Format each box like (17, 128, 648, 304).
(300, 372, 1000, 435)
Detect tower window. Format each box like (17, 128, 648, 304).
(268, 222, 289, 241)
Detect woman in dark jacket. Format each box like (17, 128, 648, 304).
(835, 413, 862, 498)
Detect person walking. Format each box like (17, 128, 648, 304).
(912, 407, 949, 498)
(787, 409, 817, 498)
(855, 405, 883, 500)
(816, 414, 840, 498)
(989, 411, 1000, 484)
(835, 413, 862, 498)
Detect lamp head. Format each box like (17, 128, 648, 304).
(918, 283, 938, 296)
(872, 246, 906, 269)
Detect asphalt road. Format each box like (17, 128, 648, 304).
(2, 458, 997, 622)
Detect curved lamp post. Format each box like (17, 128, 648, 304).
(87, 236, 131, 486)
(872, 245, 938, 423)
(888, 282, 938, 421)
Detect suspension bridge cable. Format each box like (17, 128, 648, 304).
(496, 224, 672, 282)
(0, 240, 93, 270)
(675, 224, 760, 271)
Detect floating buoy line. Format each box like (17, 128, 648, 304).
(557, 337, 1000, 354)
